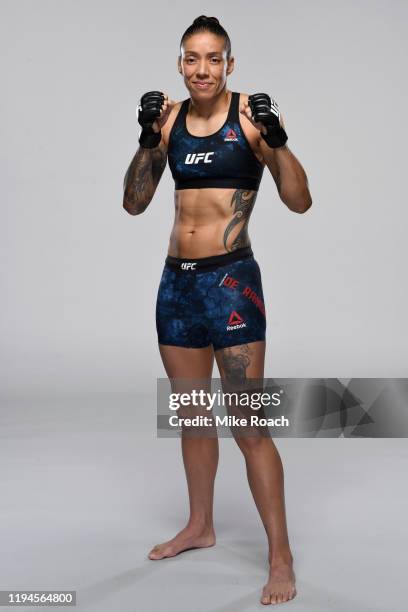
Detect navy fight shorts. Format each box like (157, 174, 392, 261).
(156, 246, 266, 351)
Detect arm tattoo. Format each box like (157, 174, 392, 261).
(223, 189, 257, 252)
(123, 145, 167, 214)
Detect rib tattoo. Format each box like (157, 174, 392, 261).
(223, 189, 257, 252)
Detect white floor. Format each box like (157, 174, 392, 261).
(0, 395, 406, 611)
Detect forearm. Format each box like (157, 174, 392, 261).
(270, 146, 312, 213)
(123, 144, 167, 215)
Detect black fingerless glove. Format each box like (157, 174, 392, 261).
(137, 91, 165, 148)
(248, 93, 288, 148)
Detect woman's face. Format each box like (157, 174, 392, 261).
(178, 32, 234, 97)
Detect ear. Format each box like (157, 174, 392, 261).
(226, 56, 235, 76)
(177, 56, 182, 74)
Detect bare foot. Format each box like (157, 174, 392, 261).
(260, 562, 297, 605)
(148, 525, 216, 560)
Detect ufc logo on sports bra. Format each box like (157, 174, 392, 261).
(180, 262, 197, 270)
(185, 152, 214, 164)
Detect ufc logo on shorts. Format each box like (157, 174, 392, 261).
(181, 262, 197, 270)
(185, 152, 214, 164)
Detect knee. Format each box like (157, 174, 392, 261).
(234, 433, 271, 456)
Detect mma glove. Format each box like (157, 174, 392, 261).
(248, 93, 288, 148)
(137, 91, 164, 148)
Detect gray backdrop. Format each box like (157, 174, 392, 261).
(1, 0, 407, 397)
(1, 2, 408, 611)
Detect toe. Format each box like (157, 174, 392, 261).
(148, 551, 160, 559)
(288, 588, 296, 600)
(261, 592, 271, 605)
(148, 546, 164, 559)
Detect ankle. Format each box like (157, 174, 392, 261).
(269, 551, 293, 568)
(187, 518, 214, 533)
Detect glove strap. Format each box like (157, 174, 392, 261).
(139, 126, 161, 149)
(261, 125, 288, 149)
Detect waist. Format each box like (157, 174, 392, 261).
(165, 246, 254, 273)
(175, 177, 261, 191)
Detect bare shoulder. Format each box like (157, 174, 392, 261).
(162, 100, 184, 146)
(237, 92, 264, 163)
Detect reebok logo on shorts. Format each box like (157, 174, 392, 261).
(226, 311, 247, 331)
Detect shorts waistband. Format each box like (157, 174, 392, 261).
(165, 246, 254, 272)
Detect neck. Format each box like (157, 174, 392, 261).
(189, 87, 230, 119)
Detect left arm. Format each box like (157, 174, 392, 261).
(241, 96, 312, 213)
(259, 127, 312, 214)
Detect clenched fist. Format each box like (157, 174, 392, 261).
(137, 91, 176, 148)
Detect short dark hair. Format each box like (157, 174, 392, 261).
(180, 15, 231, 59)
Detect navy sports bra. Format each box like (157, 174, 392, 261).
(167, 91, 264, 191)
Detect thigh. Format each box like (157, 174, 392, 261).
(214, 340, 265, 379)
(215, 340, 268, 440)
(159, 344, 215, 379)
(159, 345, 216, 432)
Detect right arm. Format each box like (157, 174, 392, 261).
(123, 91, 175, 215)
(123, 140, 167, 215)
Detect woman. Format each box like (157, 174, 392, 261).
(123, 15, 312, 606)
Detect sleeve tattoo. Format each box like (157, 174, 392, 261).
(123, 144, 167, 214)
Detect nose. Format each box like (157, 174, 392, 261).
(196, 60, 209, 78)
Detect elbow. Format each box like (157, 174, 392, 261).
(295, 196, 312, 214)
(123, 202, 141, 216)
(122, 195, 148, 216)
(282, 191, 312, 214)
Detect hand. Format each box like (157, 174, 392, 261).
(137, 91, 176, 133)
(240, 98, 269, 135)
(153, 94, 177, 132)
(240, 93, 288, 148)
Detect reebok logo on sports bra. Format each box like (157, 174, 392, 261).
(224, 128, 238, 142)
(168, 91, 264, 191)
